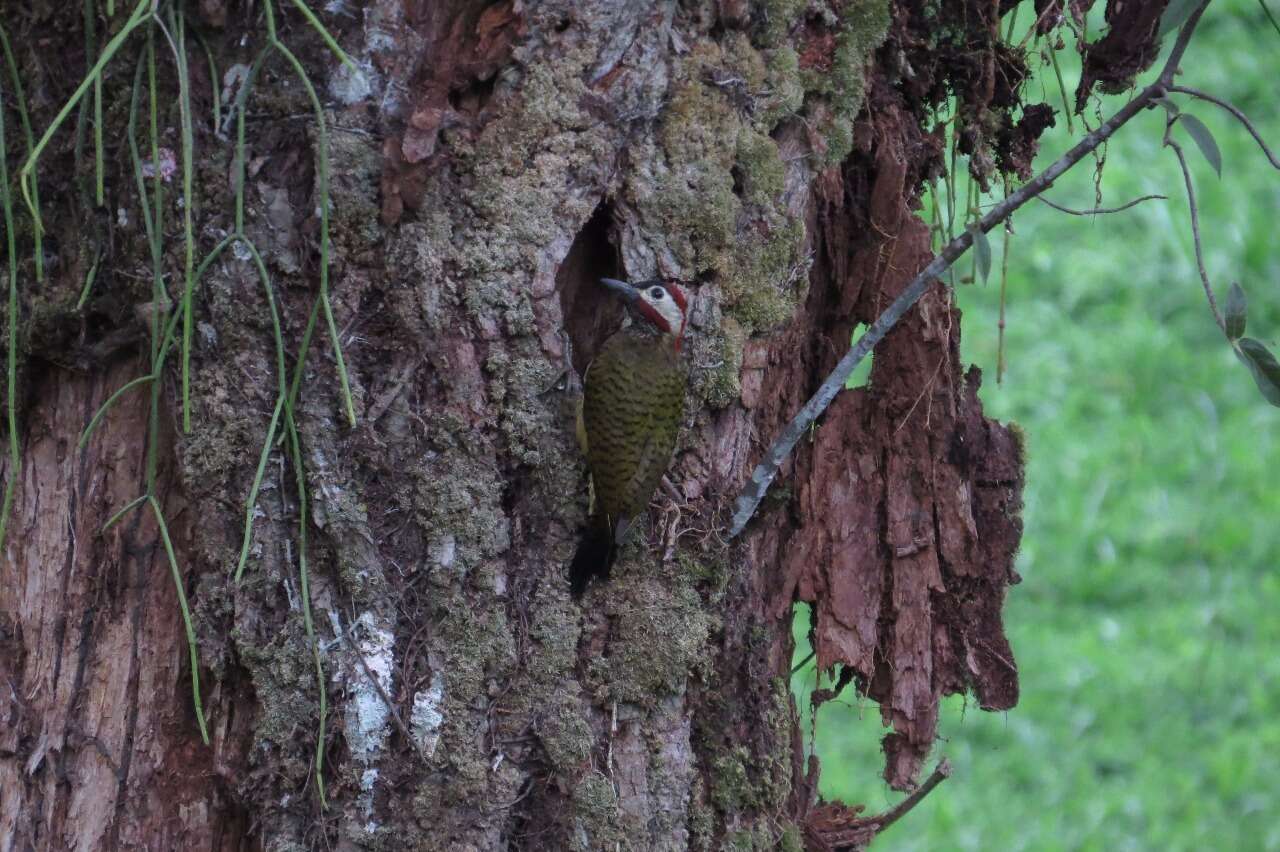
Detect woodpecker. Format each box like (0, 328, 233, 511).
(569, 276, 689, 596)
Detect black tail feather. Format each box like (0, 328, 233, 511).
(569, 517, 615, 597)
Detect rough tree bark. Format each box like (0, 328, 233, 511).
(0, 0, 1165, 849)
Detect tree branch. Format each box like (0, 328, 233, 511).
(727, 1, 1213, 538)
(870, 758, 952, 835)
(1169, 84, 1280, 169)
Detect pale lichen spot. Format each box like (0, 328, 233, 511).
(411, 672, 446, 757)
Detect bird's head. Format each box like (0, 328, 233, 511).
(600, 277, 689, 348)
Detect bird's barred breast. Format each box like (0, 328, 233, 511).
(583, 334, 685, 524)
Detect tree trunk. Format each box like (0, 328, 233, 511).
(1, 0, 1049, 848)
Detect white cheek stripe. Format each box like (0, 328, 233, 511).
(643, 296, 684, 333)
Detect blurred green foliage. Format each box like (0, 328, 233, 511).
(792, 2, 1280, 849)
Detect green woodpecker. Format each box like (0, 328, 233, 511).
(569, 276, 689, 595)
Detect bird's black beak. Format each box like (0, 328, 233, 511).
(599, 277, 640, 302)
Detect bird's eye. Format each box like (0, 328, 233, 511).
(649, 287, 665, 300)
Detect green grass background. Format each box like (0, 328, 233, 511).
(791, 3, 1280, 849)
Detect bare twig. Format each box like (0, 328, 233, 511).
(1166, 135, 1226, 333)
(809, 757, 954, 850)
(1037, 193, 1167, 216)
(726, 0, 1212, 538)
(871, 758, 952, 834)
(1169, 84, 1280, 169)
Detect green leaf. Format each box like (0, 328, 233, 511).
(1159, 0, 1200, 38)
(1178, 113, 1223, 177)
(1154, 96, 1181, 117)
(1234, 337, 1280, 406)
(970, 224, 992, 284)
(1225, 282, 1247, 340)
